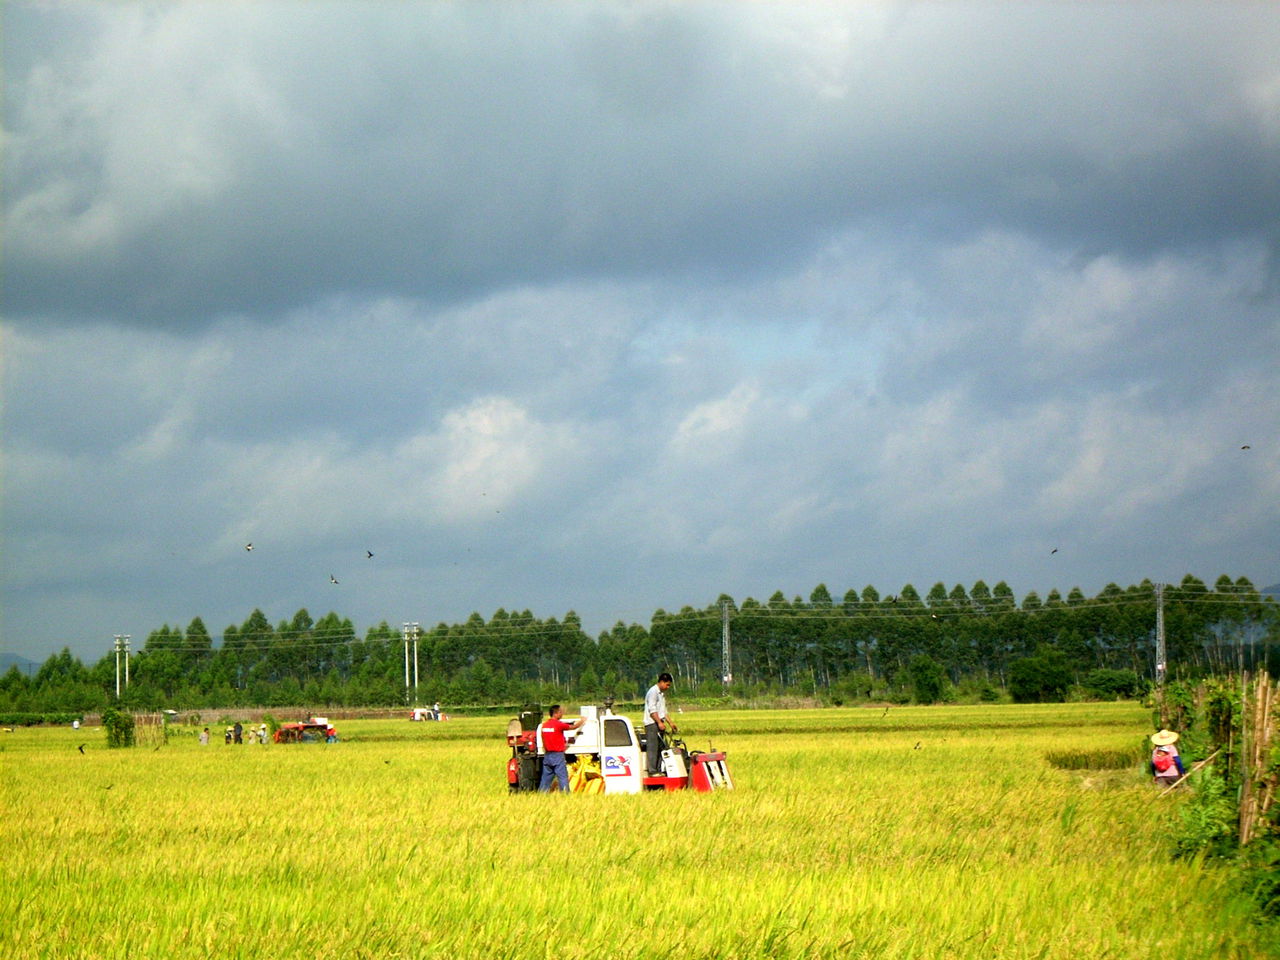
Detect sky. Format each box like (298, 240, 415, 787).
(3, 2, 1278, 665)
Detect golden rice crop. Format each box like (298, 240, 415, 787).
(2, 702, 1274, 959)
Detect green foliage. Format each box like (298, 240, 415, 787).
(1159, 681, 1197, 732)
(1009, 647, 1073, 703)
(1174, 772, 1237, 859)
(1236, 840, 1280, 918)
(1202, 680, 1240, 750)
(908, 655, 947, 704)
(1080, 669, 1145, 700)
(101, 707, 135, 748)
(8, 570, 1277, 713)
(0, 712, 82, 726)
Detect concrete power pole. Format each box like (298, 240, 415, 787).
(113, 634, 131, 698)
(410, 623, 420, 702)
(402, 623, 412, 703)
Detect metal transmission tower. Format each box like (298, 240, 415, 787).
(720, 600, 732, 687)
(1155, 582, 1166, 687)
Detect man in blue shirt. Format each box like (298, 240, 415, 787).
(644, 672, 677, 776)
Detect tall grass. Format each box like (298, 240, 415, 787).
(2, 702, 1274, 958)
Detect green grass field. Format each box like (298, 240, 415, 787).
(3, 702, 1275, 959)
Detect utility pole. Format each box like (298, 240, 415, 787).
(402, 623, 412, 703)
(1155, 582, 1166, 688)
(113, 634, 131, 698)
(409, 622, 420, 703)
(720, 600, 732, 688)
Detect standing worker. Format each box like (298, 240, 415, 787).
(538, 705, 585, 793)
(645, 672, 678, 776)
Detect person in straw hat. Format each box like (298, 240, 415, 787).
(1150, 729, 1184, 788)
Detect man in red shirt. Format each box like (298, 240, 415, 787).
(538, 704, 585, 793)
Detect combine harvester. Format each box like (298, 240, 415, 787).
(505, 700, 732, 794)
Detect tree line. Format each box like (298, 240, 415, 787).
(3, 573, 1276, 715)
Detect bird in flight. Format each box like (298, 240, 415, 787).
(366, 550, 374, 559)
(245, 543, 254, 551)
(1241, 445, 1251, 450)
(1050, 548, 1058, 555)
(329, 574, 339, 584)
(77, 744, 85, 754)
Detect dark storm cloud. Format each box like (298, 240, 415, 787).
(4, 3, 1278, 328)
(3, 2, 1278, 663)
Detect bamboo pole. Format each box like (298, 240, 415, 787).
(1240, 672, 1275, 845)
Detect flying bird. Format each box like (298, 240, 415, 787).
(329, 574, 339, 584)
(881, 707, 889, 718)
(245, 543, 253, 551)
(914, 742, 921, 749)
(1241, 445, 1251, 450)
(366, 550, 374, 559)
(1050, 548, 1058, 555)
(77, 744, 85, 754)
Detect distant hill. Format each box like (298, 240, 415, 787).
(0, 652, 39, 676)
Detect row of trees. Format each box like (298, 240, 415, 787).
(3, 574, 1276, 714)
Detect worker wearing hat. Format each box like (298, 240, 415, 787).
(1150, 729, 1185, 787)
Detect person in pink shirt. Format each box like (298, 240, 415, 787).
(1150, 729, 1184, 787)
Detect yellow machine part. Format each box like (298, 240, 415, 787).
(569, 755, 605, 794)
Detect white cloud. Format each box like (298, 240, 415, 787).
(671, 383, 760, 453)
(423, 396, 579, 522)
(1024, 255, 1178, 357)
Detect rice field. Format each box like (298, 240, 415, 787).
(3, 702, 1275, 959)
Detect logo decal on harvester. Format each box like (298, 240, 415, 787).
(603, 754, 631, 777)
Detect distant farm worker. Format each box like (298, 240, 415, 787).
(645, 672, 677, 777)
(538, 705, 585, 793)
(224, 726, 233, 744)
(1150, 729, 1185, 787)
(258, 723, 268, 744)
(233, 721, 243, 744)
(199, 727, 210, 745)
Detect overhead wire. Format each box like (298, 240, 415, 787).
(46, 587, 1276, 660)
